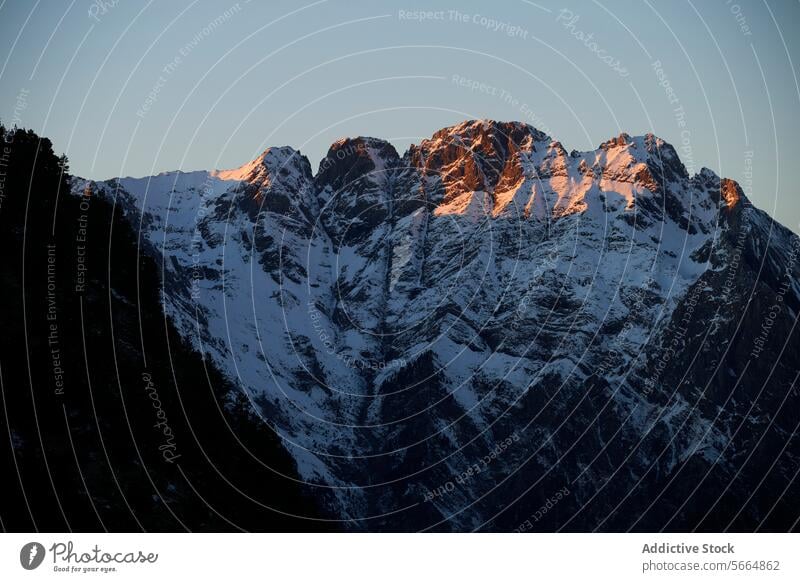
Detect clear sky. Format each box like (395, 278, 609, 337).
(1, 0, 798, 231)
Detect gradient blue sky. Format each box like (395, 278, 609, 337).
(1, 0, 798, 231)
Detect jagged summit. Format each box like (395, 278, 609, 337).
(95, 121, 752, 235)
(327, 135, 398, 152)
(315, 136, 399, 192)
(428, 119, 550, 144)
(213, 145, 312, 183)
(94, 120, 751, 235)
(207, 120, 552, 187)
(202, 121, 715, 194)
(114, 122, 725, 199)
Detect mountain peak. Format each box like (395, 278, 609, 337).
(213, 145, 311, 183)
(401, 120, 552, 205)
(315, 136, 399, 192)
(430, 119, 550, 146)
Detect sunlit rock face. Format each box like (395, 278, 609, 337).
(74, 120, 800, 531)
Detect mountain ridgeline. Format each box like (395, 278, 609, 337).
(5, 119, 798, 531)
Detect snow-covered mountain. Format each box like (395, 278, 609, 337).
(73, 120, 800, 531)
